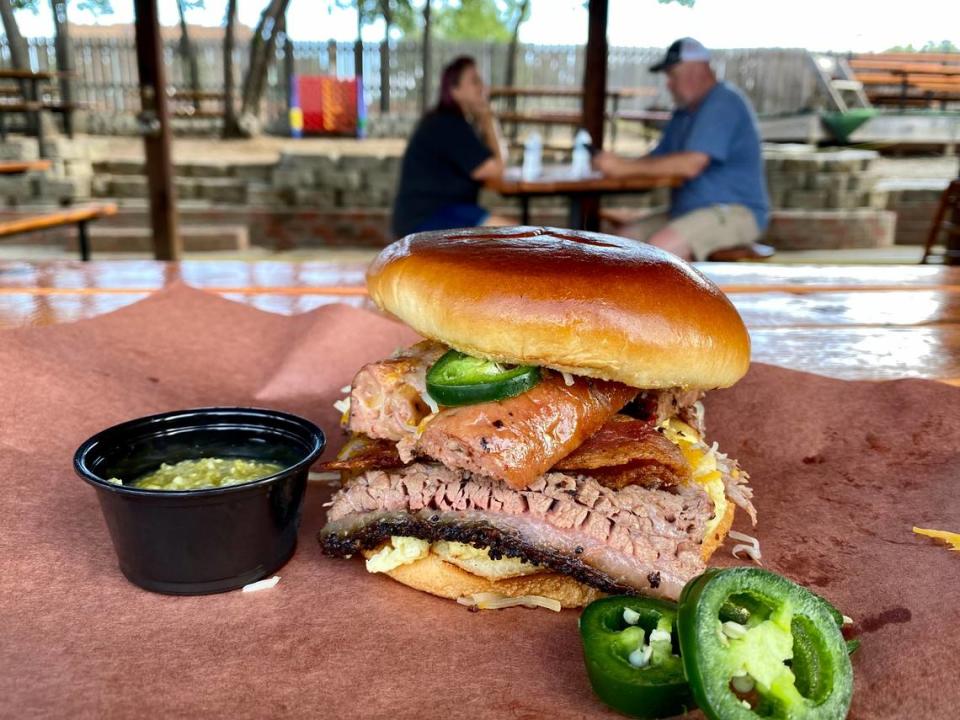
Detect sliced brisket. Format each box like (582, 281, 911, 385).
(320, 463, 713, 601)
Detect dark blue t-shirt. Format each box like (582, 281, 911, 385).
(391, 110, 492, 238)
(651, 82, 769, 230)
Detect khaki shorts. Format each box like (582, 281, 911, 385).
(627, 205, 761, 261)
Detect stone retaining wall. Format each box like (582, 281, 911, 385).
(874, 179, 951, 246)
(0, 136, 933, 252)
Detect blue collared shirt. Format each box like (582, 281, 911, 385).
(651, 82, 769, 230)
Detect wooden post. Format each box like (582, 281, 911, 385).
(580, 0, 608, 231)
(948, 169, 960, 266)
(133, 0, 180, 260)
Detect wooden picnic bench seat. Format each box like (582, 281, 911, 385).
(0, 202, 118, 261)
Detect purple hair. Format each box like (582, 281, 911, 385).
(435, 55, 476, 115)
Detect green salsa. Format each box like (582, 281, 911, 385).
(115, 457, 285, 491)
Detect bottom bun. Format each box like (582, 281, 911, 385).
(377, 552, 605, 609)
(702, 501, 736, 561)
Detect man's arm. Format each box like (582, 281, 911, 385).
(593, 150, 709, 181)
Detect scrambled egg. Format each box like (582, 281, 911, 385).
(365, 536, 429, 573)
(364, 536, 540, 579)
(432, 541, 541, 579)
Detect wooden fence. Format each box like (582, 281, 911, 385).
(0, 36, 822, 123)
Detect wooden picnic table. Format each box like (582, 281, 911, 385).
(0, 68, 76, 152)
(486, 165, 682, 229)
(2, 260, 958, 385)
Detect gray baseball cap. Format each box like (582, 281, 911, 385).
(649, 37, 711, 72)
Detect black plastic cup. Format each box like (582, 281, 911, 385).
(74, 407, 325, 595)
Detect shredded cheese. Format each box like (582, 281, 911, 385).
(420, 389, 440, 415)
(728, 530, 763, 565)
(307, 471, 342, 486)
(560, 371, 576, 387)
(333, 396, 351, 426)
(242, 576, 280, 592)
(913, 526, 960, 552)
(456, 592, 562, 612)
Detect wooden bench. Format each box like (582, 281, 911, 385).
(851, 53, 960, 109)
(0, 203, 118, 261)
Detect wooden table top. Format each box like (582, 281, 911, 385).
(0, 160, 51, 175)
(488, 166, 682, 196)
(2, 259, 959, 385)
(489, 85, 657, 99)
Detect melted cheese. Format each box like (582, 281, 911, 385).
(658, 418, 729, 540)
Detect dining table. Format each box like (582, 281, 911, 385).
(486, 165, 682, 230)
(3, 257, 960, 719)
(2, 259, 958, 385)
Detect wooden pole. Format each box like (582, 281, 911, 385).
(133, 0, 180, 260)
(948, 171, 960, 265)
(580, 0, 608, 231)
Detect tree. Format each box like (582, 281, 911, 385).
(886, 40, 960, 53)
(227, 0, 292, 137)
(432, 0, 512, 42)
(339, 0, 414, 112)
(503, 0, 529, 88)
(0, 0, 31, 81)
(50, 0, 74, 128)
(420, 0, 431, 111)
(175, 0, 202, 112)
(222, 0, 239, 137)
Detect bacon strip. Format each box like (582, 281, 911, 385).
(554, 415, 691, 490)
(315, 434, 405, 476)
(412, 373, 637, 489)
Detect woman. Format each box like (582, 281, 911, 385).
(391, 56, 511, 238)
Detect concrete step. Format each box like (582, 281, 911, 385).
(91, 160, 274, 183)
(66, 224, 249, 253)
(91, 174, 249, 204)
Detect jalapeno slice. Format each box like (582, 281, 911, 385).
(425, 350, 542, 407)
(579, 596, 694, 719)
(677, 568, 853, 720)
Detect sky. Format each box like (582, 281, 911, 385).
(12, 0, 960, 53)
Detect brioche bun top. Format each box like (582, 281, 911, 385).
(368, 226, 750, 390)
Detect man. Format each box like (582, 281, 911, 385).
(593, 38, 769, 260)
